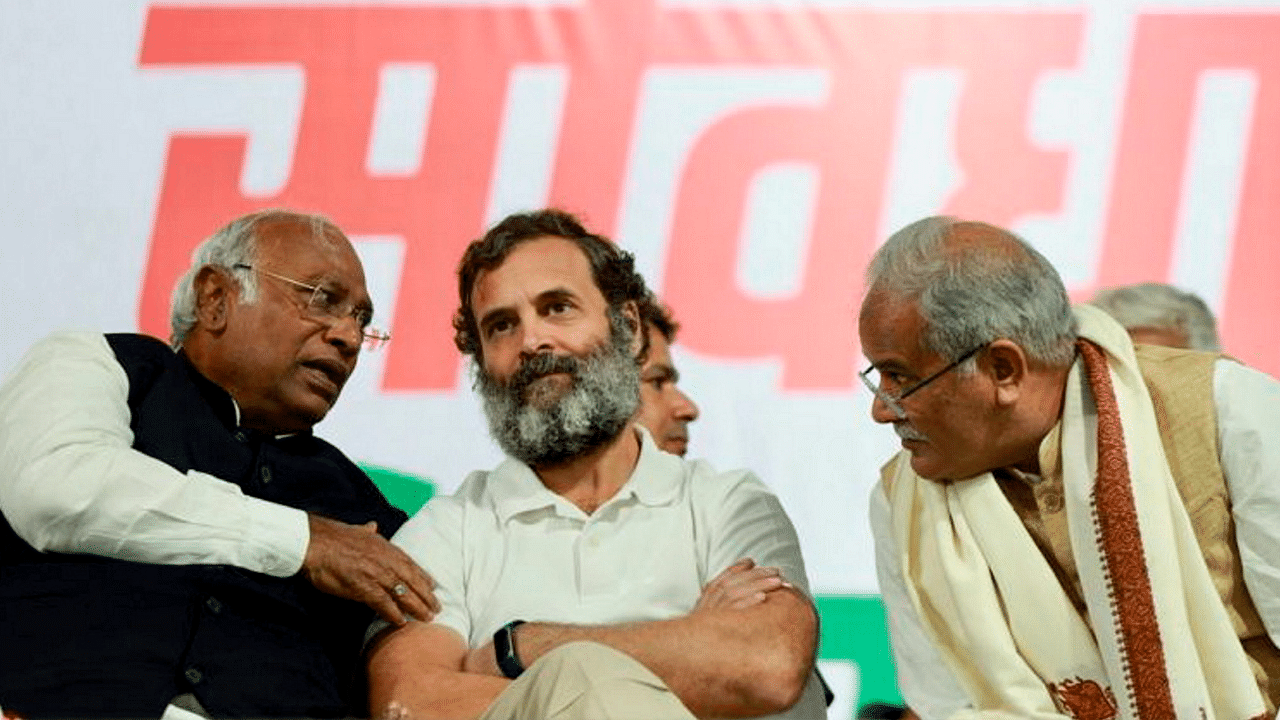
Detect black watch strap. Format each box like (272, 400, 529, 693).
(494, 620, 527, 679)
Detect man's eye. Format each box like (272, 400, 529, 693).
(486, 319, 513, 337)
(312, 287, 341, 312)
(352, 308, 373, 329)
(881, 371, 908, 386)
(890, 373, 918, 387)
(547, 301, 570, 315)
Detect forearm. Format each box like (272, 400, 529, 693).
(515, 589, 817, 718)
(368, 623, 509, 720)
(0, 332, 307, 575)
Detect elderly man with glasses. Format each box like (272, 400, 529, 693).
(0, 209, 438, 718)
(859, 216, 1280, 719)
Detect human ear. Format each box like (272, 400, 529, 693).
(983, 340, 1027, 406)
(193, 266, 231, 333)
(620, 301, 644, 357)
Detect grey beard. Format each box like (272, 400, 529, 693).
(477, 315, 641, 468)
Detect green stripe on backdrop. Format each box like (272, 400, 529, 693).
(361, 463, 436, 515)
(361, 464, 905, 712)
(816, 595, 903, 709)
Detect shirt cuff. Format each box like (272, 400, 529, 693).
(239, 495, 309, 577)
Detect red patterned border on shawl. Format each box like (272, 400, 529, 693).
(1078, 340, 1175, 717)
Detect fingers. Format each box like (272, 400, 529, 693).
(702, 558, 754, 593)
(698, 558, 791, 611)
(384, 555, 440, 625)
(721, 566, 789, 594)
(369, 588, 410, 626)
(302, 513, 442, 625)
(722, 569, 788, 609)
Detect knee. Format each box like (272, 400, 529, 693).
(534, 641, 641, 679)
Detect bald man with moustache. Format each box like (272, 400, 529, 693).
(0, 210, 436, 718)
(860, 216, 1280, 719)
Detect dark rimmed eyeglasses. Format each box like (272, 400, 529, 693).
(233, 264, 391, 351)
(859, 343, 987, 418)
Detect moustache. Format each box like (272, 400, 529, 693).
(507, 352, 582, 393)
(894, 423, 928, 442)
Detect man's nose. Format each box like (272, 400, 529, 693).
(518, 318, 555, 358)
(673, 389, 699, 422)
(324, 315, 363, 355)
(869, 392, 903, 424)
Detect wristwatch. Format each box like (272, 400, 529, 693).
(493, 619, 527, 679)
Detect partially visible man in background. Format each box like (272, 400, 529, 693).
(1091, 281, 1221, 351)
(635, 297, 700, 456)
(0, 209, 436, 718)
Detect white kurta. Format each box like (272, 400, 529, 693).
(871, 359, 1280, 719)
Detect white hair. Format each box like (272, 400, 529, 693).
(1091, 282, 1220, 351)
(865, 216, 1078, 368)
(168, 209, 341, 347)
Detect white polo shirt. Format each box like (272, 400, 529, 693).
(392, 426, 827, 718)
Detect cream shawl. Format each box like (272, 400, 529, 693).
(888, 305, 1266, 719)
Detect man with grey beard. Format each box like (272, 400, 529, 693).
(477, 309, 641, 468)
(366, 209, 827, 720)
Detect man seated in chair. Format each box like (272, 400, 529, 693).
(367, 208, 827, 720)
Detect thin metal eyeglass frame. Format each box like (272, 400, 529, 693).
(859, 343, 988, 417)
(232, 263, 391, 349)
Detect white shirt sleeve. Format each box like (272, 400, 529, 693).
(694, 464, 830, 720)
(870, 478, 971, 720)
(387, 489, 470, 642)
(0, 332, 308, 576)
(1217, 360, 1280, 655)
(695, 465, 811, 596)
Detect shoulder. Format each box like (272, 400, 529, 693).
(684, 458, 769, 500)
(101, 333, 181, 393)
(454, 468, 498, 499)
(391, 472, 489, 558)
(300, 433, 362, 466)
(1213, 358, 1280, 394)
(1212, 359, 1280, 431)
(401, 470, 491, 528)
(301, 436, 390, 491)
(23, 330, 117, 361)
(682, 459, 795, 529)
(7, 331, 125, 386)
(1134, 343, 1220, 379)
(103, 332, 172, 357)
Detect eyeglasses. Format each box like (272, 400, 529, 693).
(233, 264, 391, 351)
(859, 343, 987, 418)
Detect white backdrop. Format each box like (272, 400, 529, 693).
(4, 0, 1277, 606)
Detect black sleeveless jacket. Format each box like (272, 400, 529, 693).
(0, 334, 406, 718)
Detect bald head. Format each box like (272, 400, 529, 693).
(862, 216, 1076, 368)
(860, 216, 1078, 480)
(949, 220, 1027, 256)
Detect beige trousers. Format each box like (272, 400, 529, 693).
(479, 641, 696, 720)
